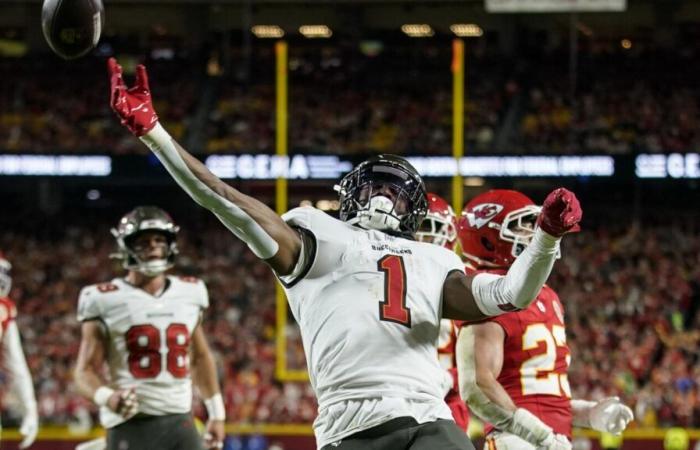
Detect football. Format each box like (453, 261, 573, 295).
(41, 0, 104, 60)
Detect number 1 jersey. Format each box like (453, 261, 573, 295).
(77, 276, 208, 428)
(281, 207, 464, 448)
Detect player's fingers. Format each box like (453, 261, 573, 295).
(135, 64, 150, 92)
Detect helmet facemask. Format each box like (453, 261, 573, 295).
(416, 211, 457, 248)
(336, 158, 427, 237)
(498, 205, 541, 258)
(0, 258, 11, 297)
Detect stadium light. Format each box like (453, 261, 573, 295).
(251, 25, 284, 39)
(299, 25, 332, 38)
(450, 24, 483, 37)
(401, 24, 434, 37)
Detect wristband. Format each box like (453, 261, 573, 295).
(93, 386, 115, 407)
(204, 393, 226, 421)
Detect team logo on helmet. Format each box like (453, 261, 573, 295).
(466, 203, 504, 229)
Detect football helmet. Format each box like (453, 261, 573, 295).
(111, 206, 179, 276)
(0, 252, 11, 298)
(335, 154, 428, 237)
(416, 193, 457, 249)
(458, 190, 541, 269)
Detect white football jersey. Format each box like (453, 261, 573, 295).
(77, 276, 208, 428)
(282, 207, 464, 448)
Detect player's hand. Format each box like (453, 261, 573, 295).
(106, 387, 139, 419)
(537, 188, 582, 237)
(18, 410, 38, 449)
(203, 419, 225, 449)
(588, 396, 634, 434)
(108, 58, 159, 137)
(537, 433, 572, 450)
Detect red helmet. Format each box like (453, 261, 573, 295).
(0, 252, 11, 298)
(457, 190, 541, 269)
(416, 193, 457, 249)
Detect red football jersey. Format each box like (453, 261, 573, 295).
(0, 297, 16, 335)
(483, 284, 572, 437)
(437, 319, 470, 431)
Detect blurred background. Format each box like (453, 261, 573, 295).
(1, 0, 700, 449)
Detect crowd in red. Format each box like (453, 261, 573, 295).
(0, 212, 698, 428)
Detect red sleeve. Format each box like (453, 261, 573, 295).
(0, 297, 17, 332)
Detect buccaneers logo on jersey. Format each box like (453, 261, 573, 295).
(466, 203, 504, 229)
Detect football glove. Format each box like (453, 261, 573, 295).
(537, 188, 582, 237)
(108, 58, 159, 137)
(19, 409, 38, 449)
(588, 397, 634, 434)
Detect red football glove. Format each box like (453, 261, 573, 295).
(108, 57, 158, 137)
(537, 188, 582, 237)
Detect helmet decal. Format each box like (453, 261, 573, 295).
(466, 203, 504, 229)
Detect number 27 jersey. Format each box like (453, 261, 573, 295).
(488, 284, 572, 438)
(77, 276, 208, 428)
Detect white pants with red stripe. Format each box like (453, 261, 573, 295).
(483, 431, 537, 450)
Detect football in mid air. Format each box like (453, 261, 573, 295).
(41, 0, 104, 60)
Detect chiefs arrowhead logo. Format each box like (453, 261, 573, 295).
(466, 203, 504, 229)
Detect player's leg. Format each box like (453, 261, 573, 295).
(320, 417, 414, 450)
(106, 417, 167, 450)
(107, 415, 203, 450)
(168, 414, 206, 450)
(483, 431, 537, 450)
(408, 419, 476, 450)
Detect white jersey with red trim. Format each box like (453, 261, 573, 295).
(281, 207, 462, 448)
(77, 276, 208, 428)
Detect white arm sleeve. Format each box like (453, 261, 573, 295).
(3, 322, 37, 416)
(140, 124, 279, 259)
(456, 327, 554, 446)
(470, 228, 560, 316)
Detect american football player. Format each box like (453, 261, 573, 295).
(454, 190, 633, 450)
(416, 193, 469, 432)
(73, 207, 226, 450)
(107, 58, 581, 450)
(0, 253, 38, 449)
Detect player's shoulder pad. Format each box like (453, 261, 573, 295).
(77, 281, 118, 321)
(170, 275, 209, 309)
(282, 206, 343, 235)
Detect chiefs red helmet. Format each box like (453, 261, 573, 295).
(0, 252, 11, 298)
(416, 193, 457, 249)
(458, 190, 541, 269)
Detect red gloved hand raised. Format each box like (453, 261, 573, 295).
(537, 188, 582, 237)
(108, 57, 158, 137)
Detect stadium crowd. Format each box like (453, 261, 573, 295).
(0, 210, 698, 429)
(3, 42, 699, 157)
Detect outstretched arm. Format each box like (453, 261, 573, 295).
(442, 188, 581, 322)
(107, 58, 301, 275)
(456, 323, 570, 449)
